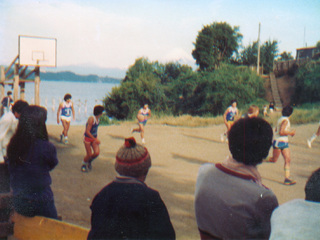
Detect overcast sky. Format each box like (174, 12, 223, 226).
(0, 0, 319, 75)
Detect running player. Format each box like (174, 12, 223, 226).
(307, 123, 320, 148)
(81, 105, 104, 172)
(57, 94, 75, 144)
(132, 104, 151, 144)
(221, 99, 239, 142)
(265, 106, 296, 185)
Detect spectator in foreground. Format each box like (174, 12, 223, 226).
(270, 168, 320, 239)
(7, 106, 59, 219)
(195, 117, 279, 239)
(88, 137, 175, 240)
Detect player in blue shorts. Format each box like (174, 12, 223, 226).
(81, 105, 105, 172)
(265, 106, 296, 185)
(132, 104, 151, 144)
(57, 94, 75, 144)
(221, 99, 239, 142)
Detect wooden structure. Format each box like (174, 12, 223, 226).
(11, 213, 89, 240)
(296, 46, 319, 60)
(0, 55, 41, 106)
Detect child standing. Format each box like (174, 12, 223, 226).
(57, 94, 75, 144)
(265, 106, 296, 185)
(81, 105, 105, 172)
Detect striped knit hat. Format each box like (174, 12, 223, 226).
(115, 137, 151, 178)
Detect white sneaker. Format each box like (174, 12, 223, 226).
(142, 138, 146, 144)
(220, 134, 224, 142)
(307, 140, 312, 149)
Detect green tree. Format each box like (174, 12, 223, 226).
(104, 58, 166, 119)
(292, 60, 320, 104)
(260, 40, 279, 73)
(240, 42, 258, 66)
(192, 22, 243, 71)
(278, 51, 294, 61)
(187, 64, 265, 116)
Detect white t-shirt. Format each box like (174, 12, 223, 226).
(0, 111, 18, 162)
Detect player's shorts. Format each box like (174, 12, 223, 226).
(273, 140, 289, 150)
(139, 119, 147, 126)
(227, 120, 234, 124)
(84, 136, 95, 143)
(60, 115, 72, 122)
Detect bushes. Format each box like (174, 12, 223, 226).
(292, 60, 320, 104)
(104, 58, 265, 120)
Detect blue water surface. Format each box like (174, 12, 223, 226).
(9, 80, 118, 125)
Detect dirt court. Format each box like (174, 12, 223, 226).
(48, 120, 320, 240)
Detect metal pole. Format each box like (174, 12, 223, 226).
(257, 23, 261, 75)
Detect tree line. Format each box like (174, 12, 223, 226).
(104, 22, 320, 120)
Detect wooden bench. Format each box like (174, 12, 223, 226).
(11, 213, 90, 240)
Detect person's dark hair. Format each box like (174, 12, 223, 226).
(12, 100, 29, 114)
(228, 117, 273, 166)
(305, 168, 320, 202)
(282, 105, 293, 117)
(7, 91, 12, 96)
(230, 99, 237, 104)
(64, 93, 72, 101)
(7, 106, 48, 166)
(93, 105, 105, 116)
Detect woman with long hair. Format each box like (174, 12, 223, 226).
(7, 105, 59, 219)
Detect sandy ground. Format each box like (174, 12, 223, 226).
(48, 120, 320, 240)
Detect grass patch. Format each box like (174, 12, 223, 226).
(103, 104, 320, 127)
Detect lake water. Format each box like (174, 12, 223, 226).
(5, 80, 119, 125)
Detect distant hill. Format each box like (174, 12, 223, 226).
(40, 71, 121, 84)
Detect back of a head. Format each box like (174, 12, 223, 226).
(228, 117, 273, 166)
(93, 105, 105, 116)
(305, 168, 320, 202)
(282, 105, 293, 117)
(12, 100, 29, 114)
(19, 105, 48, 140)
(115, 137, 151, 179)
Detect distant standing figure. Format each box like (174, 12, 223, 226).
(221, 99, 239, 142)
(265, 106, 296, 185)
(269, 168, 320, 239)
(7, 106, 59, 219)
(307, 123, 320, 148)
(88, 137, 175, 240)
(81, 105, 104, 173)
(132, 104, 151, 144)
(263, 105, 268, 116)
(195, 117, 278, 239)
(57, 93, 75, 144)
(269, 101, 275, 114)
(1, 91, 14, 116)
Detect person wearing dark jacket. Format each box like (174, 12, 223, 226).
(88, 137, 175, 240)
(7, 105, 58, 219)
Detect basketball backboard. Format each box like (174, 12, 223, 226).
(19, 35, 57, 67)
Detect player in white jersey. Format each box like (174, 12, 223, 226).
(265, 106, 296, 185)
(57, 94, 75, 144)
